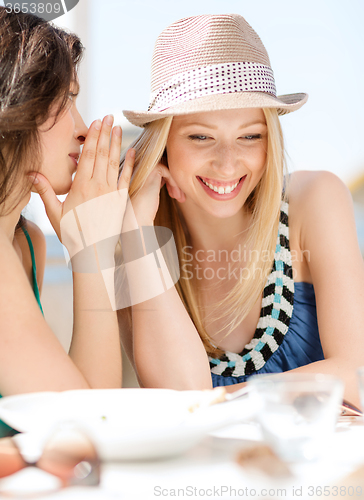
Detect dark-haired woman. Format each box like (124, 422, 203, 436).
(0, 7, 133, 400)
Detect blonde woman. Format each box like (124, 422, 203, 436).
(119, 14, 364, 407)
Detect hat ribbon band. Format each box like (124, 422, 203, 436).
(148, 62, 277, 112)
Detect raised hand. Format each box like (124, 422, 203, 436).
(130, 163, 185, 228)
(28, 115, 134, 258)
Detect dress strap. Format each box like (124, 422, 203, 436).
(21, 226, 44, 315)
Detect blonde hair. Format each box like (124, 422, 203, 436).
(120, 108, 286, 357)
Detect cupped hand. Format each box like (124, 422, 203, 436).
(131, 163, 185, 227)
(27, 115, 134, 253)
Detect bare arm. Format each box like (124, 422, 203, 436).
(132, 278, 212, 391)
(0, 229, 89, 395)
(226, 172, 364, 407)
(29, 117, 133, 390)
(290, 171, 364, 407)
(8, 218, 121, 391)
(119, 165, 212, 390)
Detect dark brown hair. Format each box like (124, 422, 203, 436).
(0, 7, 84, 215)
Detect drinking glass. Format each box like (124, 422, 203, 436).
(248, 373, 344, 462)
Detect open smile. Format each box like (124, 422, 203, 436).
(197, 175, 246, 199)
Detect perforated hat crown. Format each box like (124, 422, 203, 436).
(123, 14, 307, 127)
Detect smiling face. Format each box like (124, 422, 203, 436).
(166, 108, 268, 221)
(38, 87, 88, 195)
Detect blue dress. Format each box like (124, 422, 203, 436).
(210, 201, 324, 387)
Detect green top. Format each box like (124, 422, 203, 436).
(0, 225, 44, 437)
(21, 225, 44, 315)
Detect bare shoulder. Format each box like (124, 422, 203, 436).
(24, 220, 46, 249)
(287, 170, 352, 215)
(287, 170, 354, 234)
(287, 169, 362, 271)
(24, 220, 47, 264)
(285, 171, 358, 283)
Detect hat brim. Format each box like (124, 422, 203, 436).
(123, 92, 308, 128)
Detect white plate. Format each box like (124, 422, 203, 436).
(0, 388, 257, 461)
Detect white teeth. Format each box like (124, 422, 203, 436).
(200, 178, 240, 195)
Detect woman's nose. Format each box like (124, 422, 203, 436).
(74, 106, 88, 144)
(213, 144, 239, 175)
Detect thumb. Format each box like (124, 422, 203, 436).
(27, 172, 62, 237)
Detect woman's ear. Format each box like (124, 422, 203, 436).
(166, 182, 186, 203)
(160, 148, 185, 202)
(160, 148, 168, 168)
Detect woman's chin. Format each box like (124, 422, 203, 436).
(192, 200, 245, 220)
(53, 180, 72, 196)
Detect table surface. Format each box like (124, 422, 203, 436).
(2, 417, 364, 500)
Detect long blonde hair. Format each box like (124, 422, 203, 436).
(120, 108, 286, 357)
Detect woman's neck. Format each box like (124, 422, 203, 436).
(0, 192, 30, 242)
(178, 203, 251, 254)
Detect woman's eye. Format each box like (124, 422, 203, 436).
(188, 135, 209, 141)
(68, 92, 78, 102)
(240, 134, 262, 141)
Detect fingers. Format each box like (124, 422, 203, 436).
(140, 165, 165, 194)
(27, 172, 62, 238)
(128, 162, 185, 228)
(92, 114, 115, 184)
(118, 148, 135, 191)
(136, 163, 185, 203)
(107, 126, 123, 187)
(75, 119, 102, 181)
(75, 115, 122, 190)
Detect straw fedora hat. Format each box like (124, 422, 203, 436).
(123, 14, 308, 127)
